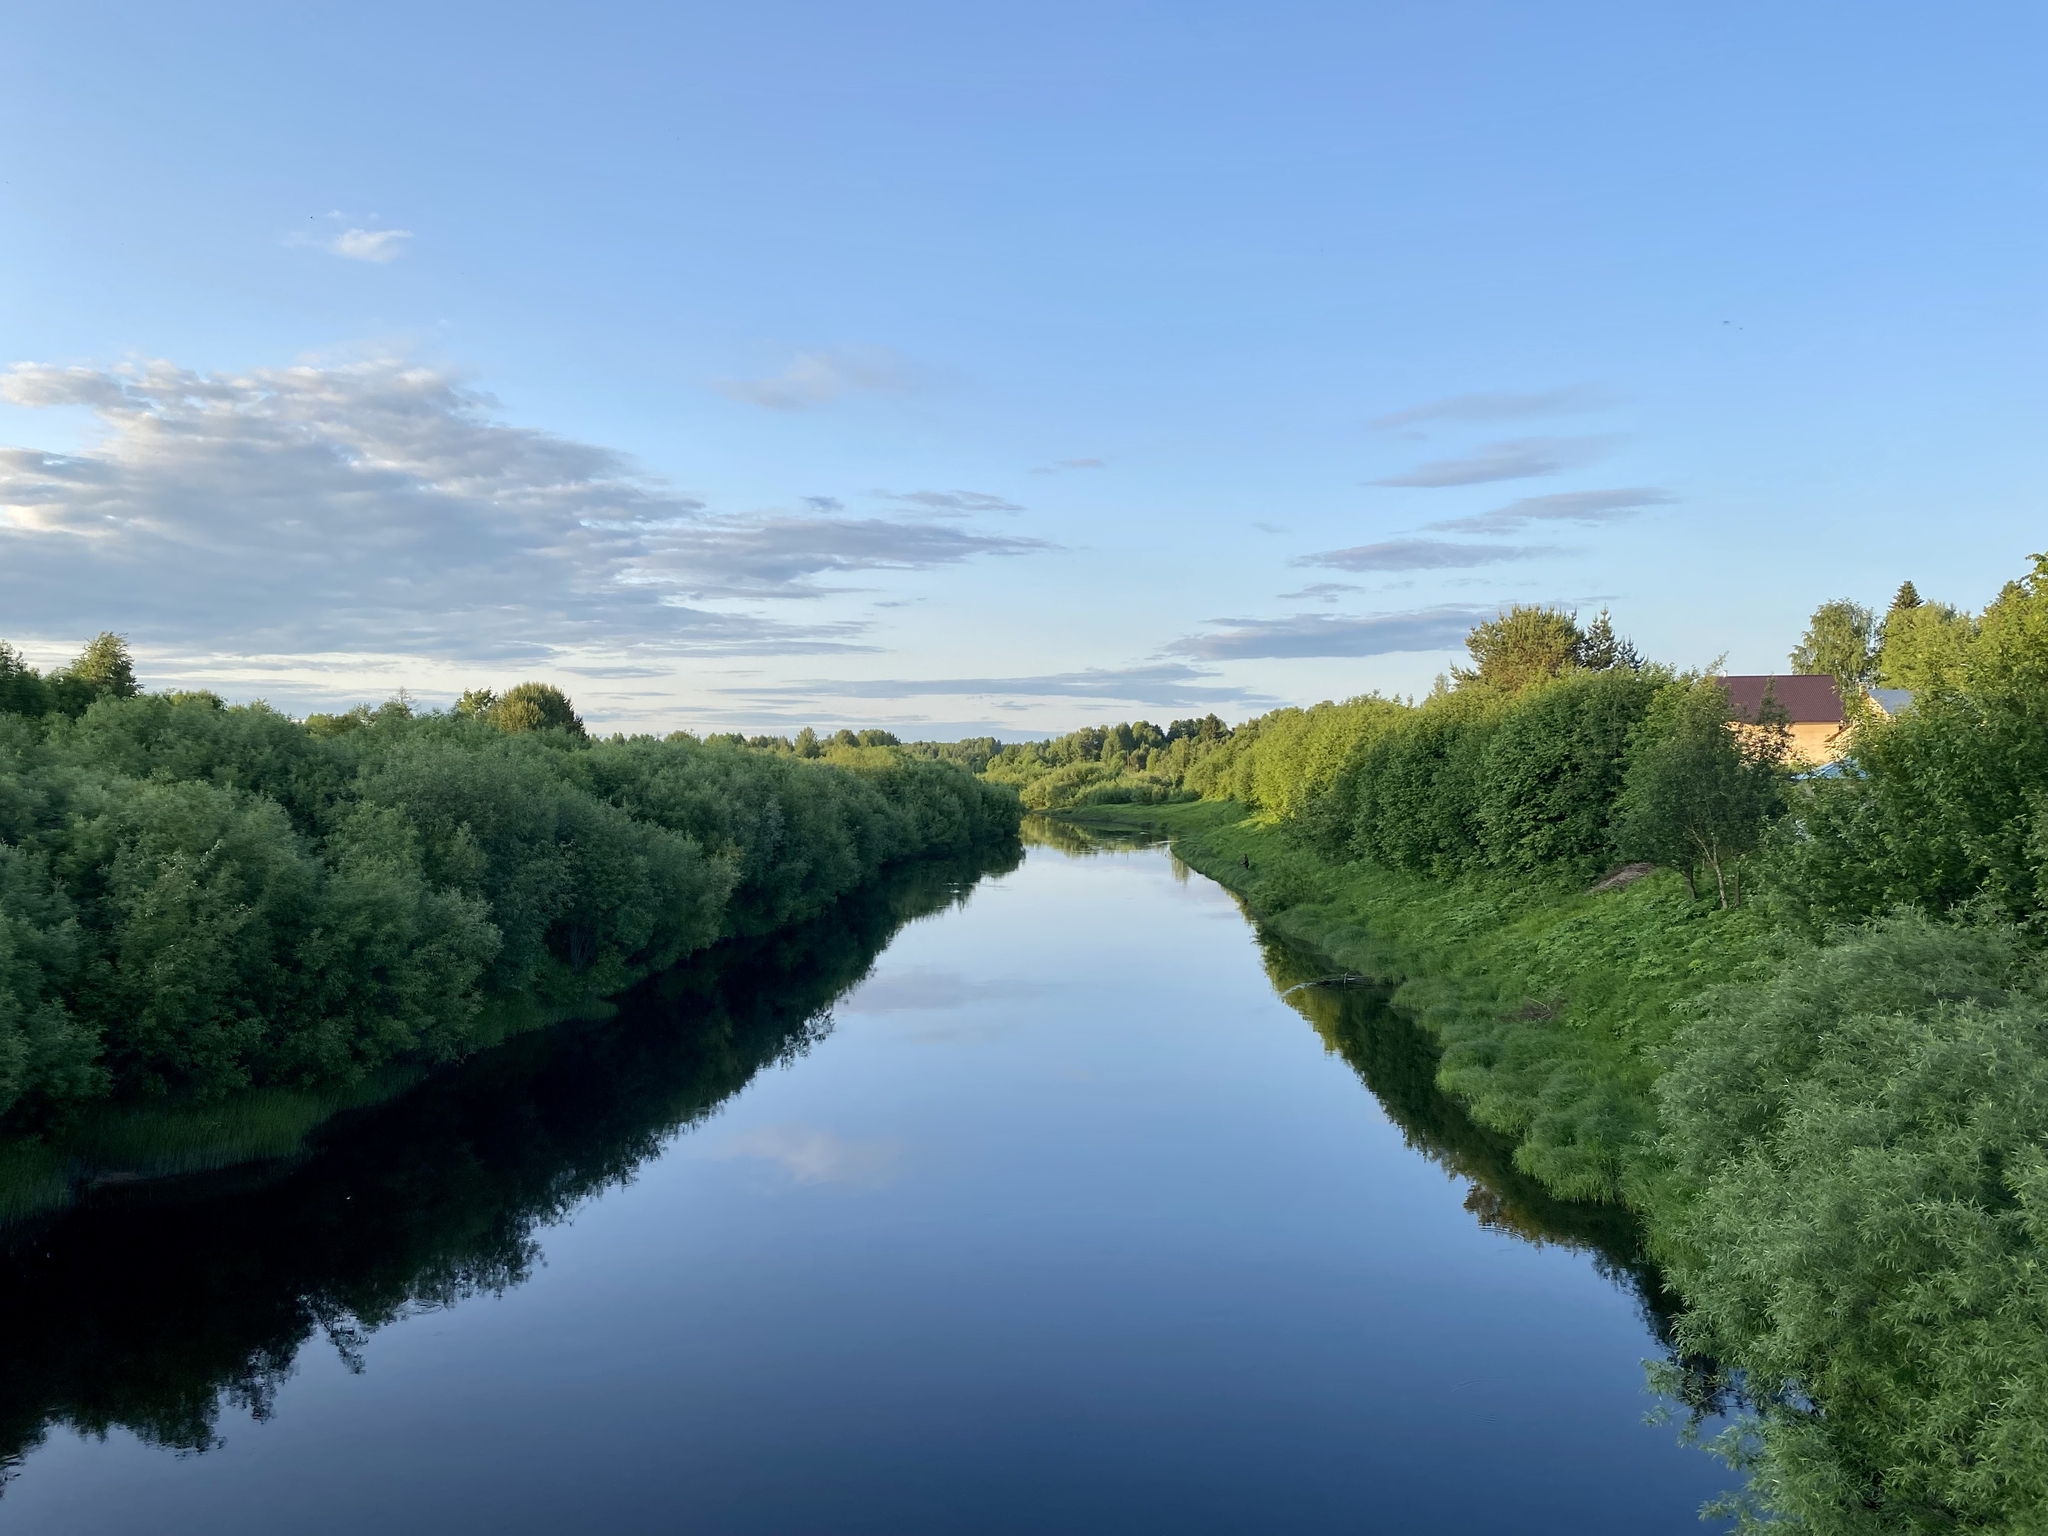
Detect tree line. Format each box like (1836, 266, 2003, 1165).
(0, 645, 1018, 1132)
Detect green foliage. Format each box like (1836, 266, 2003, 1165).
(1574, 607, 1643, 672)
(1452, 604, 1585, 693)
(1877, 587, 1978, 692)
(1791, 598, 1879, 690)
(982, 615, 1663, 882)
(0, 663, 1020, 1130)
(0, 633, 144, 721)
(976, 717, 1199, 811)
(487, 681, 585, 737)
(60, 633, 141, 701)
(1612, 678, 1788, 906)
(1658, 913, 2048, 1533)
(1765, 554, 2048, 932)
(1343, 688, 1501, 873)
(1474, 670, 1665, 872)
(0, 645, 53, 719)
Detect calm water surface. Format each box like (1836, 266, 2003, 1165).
(0, 831, 1730, 1533)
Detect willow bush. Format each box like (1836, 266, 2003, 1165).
(0, 661, 1018, 1129)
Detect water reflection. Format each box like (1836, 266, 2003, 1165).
(1256, 933, 1670, 1328)
(0, 846, 1018, 1485)
(0, 828, 1723, 1530)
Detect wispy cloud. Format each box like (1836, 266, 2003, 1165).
(329, 228, 413, 263)
(880, 488, 1024, 514)
(1029, 457, 1106, 475)
(1369, 387, 1611, 432)
(721, 661, 1271, 710)
(0, 356, 1036, 657)
(714, 349, 909, 410)
(1370, 435, 1619, 488)
(715, 1124, 906, 1188)
(1427, 486, 1672, 534)
(636, 515, 1049, 599)
(1167, 606, 1489, 660)
(1278, 582, 1362, 602)
(1293, 538, 1557, 572)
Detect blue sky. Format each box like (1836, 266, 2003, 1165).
(2, 1, 2041, 734)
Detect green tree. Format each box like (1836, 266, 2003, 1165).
(489, 682, 585, 737)
(0, 643, 53, 718)
(1572, 608, 1642, 672)
(1453, 606, 1583, 693)
(1876, 588, 1975, 693)
(1611, 678, 1788, 905)
(1790, 599, 1877, 691)
(71, 632, 141, 697)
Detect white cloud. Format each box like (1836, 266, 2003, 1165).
(1293, 538, 1558, 571)
(1427, 487, 1673, 534)
(721, 661, 1271, 711)
(715, 1124, 906, 1188)
(1278, 582, 1363, 602)
(638, 514, 1049, 598)
(1167, 606, 1490, 660)
(714, 349, 909, 410)
(329, 228, 413, 263)
(1368, 387, 1611, 432)
(844, 966, 1047, 1014)
(1029, 457, 1106, 475)
(1370, 436, 1620, 488)
(879, 488, 1025, 514)
(0, 355, 1042, 658)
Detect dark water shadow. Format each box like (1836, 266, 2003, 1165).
(0, 844, 1021, 1489)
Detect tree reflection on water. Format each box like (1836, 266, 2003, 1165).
(0, 846, 1016, 1484)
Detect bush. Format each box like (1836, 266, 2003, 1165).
(1658, 912, 2048, 1532)
(0, 668, 1020, 1127)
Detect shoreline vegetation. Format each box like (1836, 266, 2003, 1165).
(0, 647, 1020, 1222)
(996, 560, 2048, 1534)
(3, 554, 2041, 1529)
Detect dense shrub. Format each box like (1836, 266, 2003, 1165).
(1764, 554, 2048, 933)
(0, 665, 1019, 1128)
(1658, 913, 2048, 1533)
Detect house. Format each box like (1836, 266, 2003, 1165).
(1716, 674, 1850, 764)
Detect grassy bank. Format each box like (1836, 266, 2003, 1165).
(1058, 800, 1775, 1207)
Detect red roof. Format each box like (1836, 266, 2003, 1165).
(1717, 674, 1844, 724)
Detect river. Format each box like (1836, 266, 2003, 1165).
(0, 826, 1731, 1533)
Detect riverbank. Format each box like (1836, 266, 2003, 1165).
(0, 986, 614, 1226)
(1056, 800, 1777, 1207)
(0, 840, 1024, 1228)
